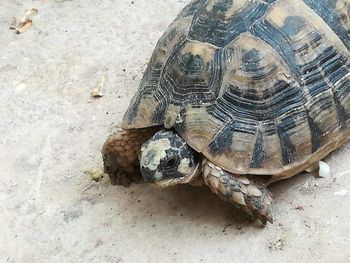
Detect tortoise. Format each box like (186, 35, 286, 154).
(102, 0, 350, 224)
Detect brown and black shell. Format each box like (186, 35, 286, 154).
(122, 0, 350, 178)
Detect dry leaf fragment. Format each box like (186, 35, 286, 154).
(21, 8, 38, 23)
(17, 20, 33, 34)
(10, 17, 17, 29)
(10, 8, 38, 34)
(91, 75, 107, 98)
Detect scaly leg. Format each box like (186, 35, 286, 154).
(202, 160, 273, 225)
(101, 127, 158, 187)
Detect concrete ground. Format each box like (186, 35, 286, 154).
(1, 0, 350, 262)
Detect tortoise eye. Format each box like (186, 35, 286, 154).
(165, 157, 177, 169)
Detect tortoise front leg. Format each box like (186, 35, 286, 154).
(102, 127, 158, 187)
(202, 160, 273, 225)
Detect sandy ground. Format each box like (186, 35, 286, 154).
(1, 1, 350, 262)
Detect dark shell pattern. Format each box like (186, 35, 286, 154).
(122, 0, 350, 177)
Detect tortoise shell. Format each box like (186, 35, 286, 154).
(122, 0, 350, 178)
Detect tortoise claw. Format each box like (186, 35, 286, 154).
(108, 170, 143, 187)
(245, 188, 274, 225)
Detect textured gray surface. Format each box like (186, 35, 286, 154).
(1, 1, 350, 262)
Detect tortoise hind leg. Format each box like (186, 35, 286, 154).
(202, 160, 273, 225)
(102, 127, 158, 187)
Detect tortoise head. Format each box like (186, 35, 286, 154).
(139, 130, 201, 188)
